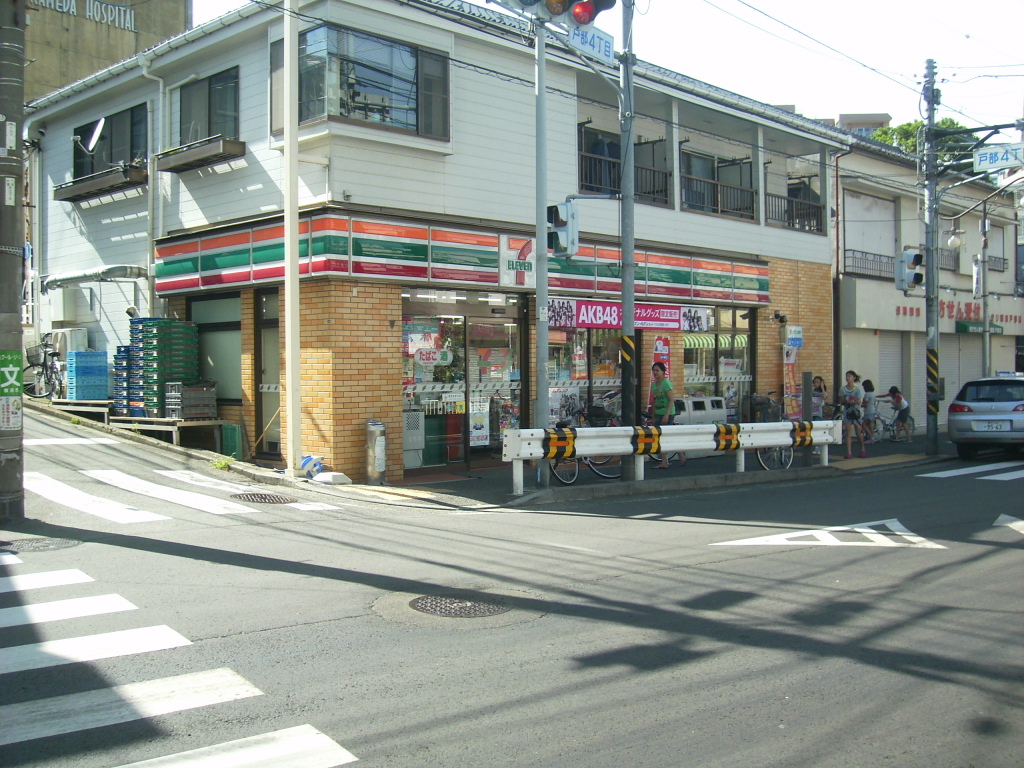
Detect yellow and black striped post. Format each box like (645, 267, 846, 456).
(713, 423, 741, 452)
(542, 427, 577, 459)
(926, 348, 940, 415)
(631, 425, 660, 455)
(789, 420, 814, 447)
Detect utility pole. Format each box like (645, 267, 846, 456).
(0, 0, 25, 525)
(922, 59, 941, 456)
(532, 20, 550, 488)
(617, 0, 637, 478)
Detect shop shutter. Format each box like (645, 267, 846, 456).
(877, 331, 903, 393)
(912, 331, 928, 426)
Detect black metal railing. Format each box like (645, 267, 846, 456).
(765, 193, 824, 233)
(937, 247, 957, 271)
(988, 255, 1007, 272)
(844, 249, 895, 279)
(680, 174, 755, 220)
(579, 151, 671, 206)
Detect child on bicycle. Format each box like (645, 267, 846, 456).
(878, 386, 913, 442)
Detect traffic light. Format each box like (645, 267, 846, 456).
(568, 0, 617, 28)
(896, 248, 924, 291)
(547, 201, 578, 258)
(507, 1, 617, 27)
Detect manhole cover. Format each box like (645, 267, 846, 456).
(409, 594, 512, 618)
(230, 492, 298, 504)
(2, 538, 83, 553)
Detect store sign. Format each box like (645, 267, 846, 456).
(549, 298, 710, 330)
(415, 348, 453, 366)
(785, 325, 803, 349)
(29, 0, 138, 32)
(0, 350, 22, 430)
(499, 237, 537, 289)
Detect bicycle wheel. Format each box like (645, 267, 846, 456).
(22, 364, 51, 398)
(549, 457, 579, 485)
(587, 456, 621, 479)
(906, 415, 916, 439)
(869, 416, 884, 441)
(756, 446, 794, 471)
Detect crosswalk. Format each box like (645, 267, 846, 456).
(0, 560, 358, 765)
(918, 461, 1024, 481)
(23, 469, 344, 524)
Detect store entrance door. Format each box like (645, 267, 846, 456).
(402, 311, 521, 471)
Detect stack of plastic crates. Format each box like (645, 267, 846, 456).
(127, 319, 200, 417)
(111, 345, 134, 416)
(164, 381, 217, 420)
(65, 350, 109, 400)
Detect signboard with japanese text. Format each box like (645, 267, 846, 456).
(973, 142, 1024, 173)
(0, 350, 23, 430)
(548, 297, 710, 331)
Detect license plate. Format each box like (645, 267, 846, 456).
(975, 420, 1010, 431)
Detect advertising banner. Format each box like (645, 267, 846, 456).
(549, 298, 710, 331)
(783, 345, 801, 420)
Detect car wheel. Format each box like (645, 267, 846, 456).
(956, 443, 980, 460)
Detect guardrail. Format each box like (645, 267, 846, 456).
(502, 420, 841, 496)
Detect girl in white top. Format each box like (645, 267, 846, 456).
(840, 370, 867, 459)
(862, 379, 879, 444)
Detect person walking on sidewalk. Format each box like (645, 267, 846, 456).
(650, 362, 675, 469)
(879, 385, 913, 442)
(839, 370, 867, 459)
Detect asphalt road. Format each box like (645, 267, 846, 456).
(2, 410, 1021, 767)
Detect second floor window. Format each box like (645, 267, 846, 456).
(179, 67, 240, 145)
(271, 25, 449, 140)
(73, 104, 147, 179)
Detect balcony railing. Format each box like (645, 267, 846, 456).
(680, 174, 755, 220)
(937, 247, 957, 271)
(765, 193, 824, 233)
(578, 151, 670, 205)
(844, 249, 895, 279)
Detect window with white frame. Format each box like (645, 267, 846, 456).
(72, 105, 147, 179)
(271, 25, 449, 139)
(179, 67, 240, 145)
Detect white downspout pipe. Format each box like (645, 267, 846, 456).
(138, 53, 164, 317)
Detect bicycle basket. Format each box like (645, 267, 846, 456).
(587, 404, 610, 427)
(25, 343, 45, 366)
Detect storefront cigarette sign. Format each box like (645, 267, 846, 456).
(0, 350, 23, 430)
(415, 348, 453, 367)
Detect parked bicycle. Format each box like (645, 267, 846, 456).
(548, 401, 623, 484)
(640, 408, 686, 468)
(23, 333, 64, 400)
(749, 390, 794, 470)
(870, 407, 916, 443)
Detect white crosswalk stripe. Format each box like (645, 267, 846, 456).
(0, 625, 191, 675)
(24, 472, 170, 523)
(0, 568, 93, 594)
(157, 470, 344, 512)
(0, 593, 136, 629)
(918, 461, 1024, 478)
(81, 470, 256, 515)
(112, 724, 358, 767)
(0, 668, 263, 747)
(0, 552, 22, 565)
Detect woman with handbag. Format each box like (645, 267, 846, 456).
(839, 370, 867, 459)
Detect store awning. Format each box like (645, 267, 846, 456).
(683, 333, 748, 348)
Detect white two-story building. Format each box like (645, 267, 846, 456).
(23, 0, 849, 480)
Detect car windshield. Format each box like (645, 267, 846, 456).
(958, 381, 1024, 403)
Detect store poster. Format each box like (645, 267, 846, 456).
(647, 336, 671, 410)
(548, 298, 709, 331)
(469, 396, 489, 446)
(783, 345, 801, 420)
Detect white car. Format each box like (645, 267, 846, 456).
(947, 376, 1024, 460)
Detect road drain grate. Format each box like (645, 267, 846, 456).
(2, 538, 83, 553)
(409, 594, 512, 618)
(230, 492, 298, 504)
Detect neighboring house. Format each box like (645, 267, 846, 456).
(834, 136, 1020, 427)
(23, 0, 848, 482)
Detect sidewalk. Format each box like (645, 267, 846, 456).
(23, 398, 954, 511)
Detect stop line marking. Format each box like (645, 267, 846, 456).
(994, 514, 1024, 535)
(919, 461, 1024, 478)
(712, 518, 945, 548)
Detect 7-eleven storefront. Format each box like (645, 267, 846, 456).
(154, 210, 774, 482)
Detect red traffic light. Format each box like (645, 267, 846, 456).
(570, 0, 616, 27)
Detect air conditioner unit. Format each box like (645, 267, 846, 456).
(51, 328, 88, 358)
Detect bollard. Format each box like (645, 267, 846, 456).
(366, 419, 386, 485)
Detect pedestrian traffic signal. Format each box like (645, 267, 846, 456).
(896, 248, 924, 291)
(547, 201, 579, 258)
